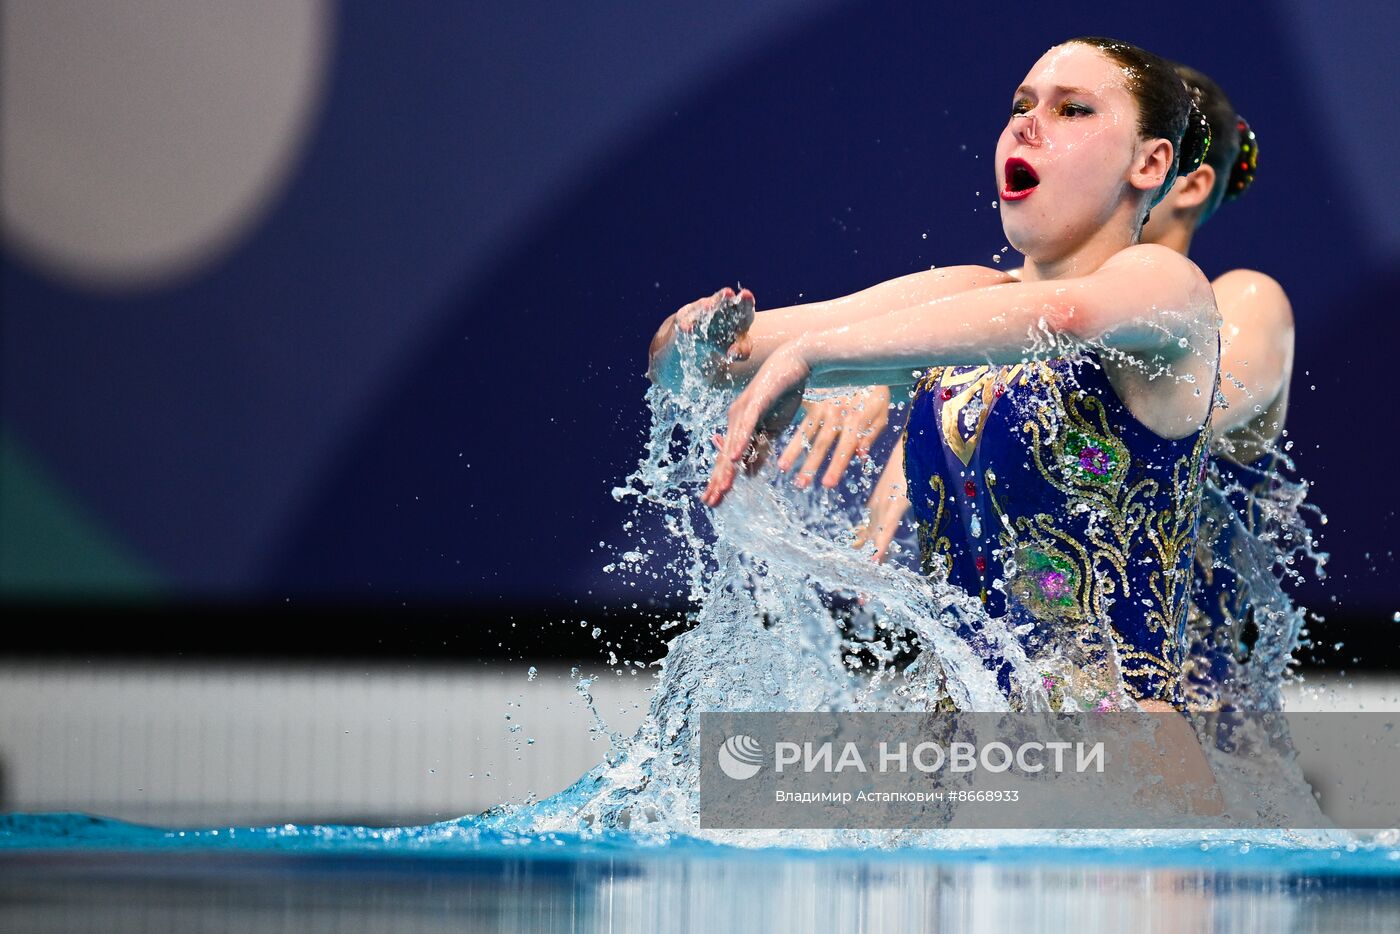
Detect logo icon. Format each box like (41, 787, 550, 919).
(717, 734, 764, 780)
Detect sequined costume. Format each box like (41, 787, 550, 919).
(903, 350, 1215, 708)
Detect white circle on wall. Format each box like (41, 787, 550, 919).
(0, 0, 333, 291)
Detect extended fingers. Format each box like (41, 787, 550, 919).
(675, 300, 701, 333)
(699, 287, 745, 344)
(734, 288, 756, 333)
(797, 423, 839, 488)
(779, 405, 822, 472)
(713, 390, 770, 486)
(871, 518, 899, 563)
(703, 456, 737, 507)
(677, 287, 730, 333)
(704, 431, 739, 506)
(860, 409, 890, 448)
(822, 429, 864, 488)
(872, 494, 911, 562)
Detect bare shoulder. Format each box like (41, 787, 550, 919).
(1102, 243, 1211, 291)
(1212, 268, 1294, 330)
(1097, 244, 1215, 330)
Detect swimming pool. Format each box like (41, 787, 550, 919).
(5, 813, 1400, 932)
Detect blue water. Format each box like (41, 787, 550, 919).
(5, 813, 1400, 934)
(4, 811, 1399, 879)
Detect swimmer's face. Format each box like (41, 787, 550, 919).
(996, 43, 1156, 260)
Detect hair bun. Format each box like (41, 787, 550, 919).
(1224, 116, 1258, 202)
(1177, 102, 1213, 177)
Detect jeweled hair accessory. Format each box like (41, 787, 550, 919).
(1180, 104, 1213, 176)
(1224, 116, 1258, 201)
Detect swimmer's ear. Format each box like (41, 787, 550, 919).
(1172, 162, 1216, 211)
(1129, 136, 1176, 196)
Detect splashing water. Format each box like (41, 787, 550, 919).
(1, 313, 1364, 864)
(1189, 440, 1326, 713)
(476, 319, 1349, 853)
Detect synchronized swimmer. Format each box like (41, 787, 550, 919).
(649, 37, 1236, 716)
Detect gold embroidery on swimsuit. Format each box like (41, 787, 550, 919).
(914, 473, 953, 576)
(980, 372, 1210, 705)
(1141, 429, 1210, 651)
(920, 363, 1058, 466)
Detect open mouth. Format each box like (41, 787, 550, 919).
(1002, 158, 1039, 201)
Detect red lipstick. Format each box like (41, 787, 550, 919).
(1001, 157, 1039, 201)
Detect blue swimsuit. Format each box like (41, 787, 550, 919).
(903, 350, 1214, 708)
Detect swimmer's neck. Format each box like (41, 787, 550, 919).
(1016, 226, 1140, 283)
(1015, 222, 1197, 281)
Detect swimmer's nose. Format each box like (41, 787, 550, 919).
(1012, 113, 1040, 146)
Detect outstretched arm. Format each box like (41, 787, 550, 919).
(647, 265, 1011, 390)
(703, 244, 1216, 507)
(798, 245, 1213, 385)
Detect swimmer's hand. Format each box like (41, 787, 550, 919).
(777, 386, 890, 489)
(647, 286, 755, 391)
(851, 444, 911, 562)
(703, 340, 810, 507)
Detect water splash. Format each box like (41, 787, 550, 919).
(492, 322, 1335, 849)
(1188, 442, 1326, 713)
(0, 324, 1373, 860)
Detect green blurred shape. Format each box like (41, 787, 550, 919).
(0, 431, 161, 598)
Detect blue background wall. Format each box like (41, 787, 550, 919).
(3, 1, 1396, 634)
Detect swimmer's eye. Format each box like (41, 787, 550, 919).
(1060, 102, 1093, 117)
(1010, 98, 1033, 117)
